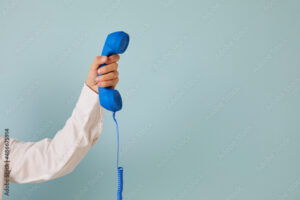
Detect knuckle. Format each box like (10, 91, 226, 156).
(109, 63, 115, 68)
(94, 56, 101, 62)
(115, 71, 119, 78)
(95, 56, 106, 63)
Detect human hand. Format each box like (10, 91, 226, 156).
(86, 54, 120, 93)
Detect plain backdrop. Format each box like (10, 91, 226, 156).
(0, 0, 300, 199)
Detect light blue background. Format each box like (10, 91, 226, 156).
(0, 0, 300, 199)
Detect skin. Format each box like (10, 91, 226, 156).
(85, 54, 120, 93)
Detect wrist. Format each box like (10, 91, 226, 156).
(85, 81, 98, 94)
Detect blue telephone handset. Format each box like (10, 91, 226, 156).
(98, 31, 130, 112)
(98, 31, 129, 200)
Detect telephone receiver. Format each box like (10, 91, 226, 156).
(98, 31, 130, 112)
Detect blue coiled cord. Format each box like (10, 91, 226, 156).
(113, 112, 123, 200)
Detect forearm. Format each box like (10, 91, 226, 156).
(8, 83, 103, 183)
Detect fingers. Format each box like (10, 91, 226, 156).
(90, 54, 120, 70)
(90, 56, 108, 70)
(96, 71, 119, 81)
(95, 69, 119, 88)
(96, 78, 119, 88)
(97, 63, 118, 74)
(106, 54, 120, 64)
(90, 54, 120, 89)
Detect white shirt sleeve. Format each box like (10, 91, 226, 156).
(8, 83, 104, 183)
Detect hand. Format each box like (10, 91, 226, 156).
(86, 54, 120, 93)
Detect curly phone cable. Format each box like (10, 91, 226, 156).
(113, 112, 123, 200)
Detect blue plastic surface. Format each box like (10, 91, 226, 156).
(98, 31, 130, 112)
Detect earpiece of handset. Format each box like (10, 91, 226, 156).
(97, 31, 130, 112)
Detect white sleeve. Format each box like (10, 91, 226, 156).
(8, 83, 104, 183)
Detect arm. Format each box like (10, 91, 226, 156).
(9, 83, 103, 183)
(8, 54, 120, 184)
